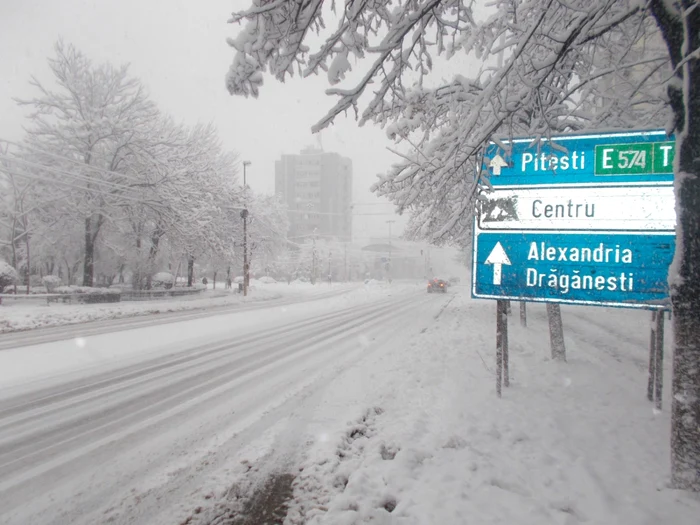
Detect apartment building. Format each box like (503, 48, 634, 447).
(275, 146, 353, 242)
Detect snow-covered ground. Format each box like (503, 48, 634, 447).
(0, 281, 357, 334)
(0, 284, 697, 525)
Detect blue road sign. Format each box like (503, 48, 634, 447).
(473, 129, 677, 309)
(485, 129, 675, 186)
(472, 232, 675, 308)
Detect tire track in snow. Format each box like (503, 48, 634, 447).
(0, 297, 406, 477)
(0, 293, 398, 424)
(0, 295, 402, 470)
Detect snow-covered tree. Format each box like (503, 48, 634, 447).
(226, 0, 700, 490)
(244, 192, 290, 275)
(10, 43, 244, 290)
(16, 41, 159, 287)
(157, 125, 240, 286)
(0, 145, 58, 292)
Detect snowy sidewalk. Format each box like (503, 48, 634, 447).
(257, 290, 698, 524)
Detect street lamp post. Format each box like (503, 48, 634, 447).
(242, 160, 251, 296)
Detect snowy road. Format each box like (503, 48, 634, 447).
(0, 283, 446, 525)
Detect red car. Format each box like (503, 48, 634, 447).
(427, 278, 448, 293)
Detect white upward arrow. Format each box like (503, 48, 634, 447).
(485, 241, 511, 285)
(489, 154, 508, 176)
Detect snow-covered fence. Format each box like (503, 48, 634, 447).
(1, 288, 121, 305)
(119, 287, 206, 301)
(1, 285, 208, 306)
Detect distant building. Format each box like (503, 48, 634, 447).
(275, 147, 352, 242)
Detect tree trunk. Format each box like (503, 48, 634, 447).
(213, 271, 217, 289)
(72, 261, 81, 285)
(546, 303, 566, 361)
(11, 217, 18, 294)
(83, 217, 95, 287)
(133, 237, 143, 290)
(173, 259, 182, 289)
(145, 229, 163, 291)
(650, 0, 700, 491)
(63, 258, 71, 286)
(187, 257, 195, 287)
(670, 62, 700, 493)
(24, 231, 30, 295)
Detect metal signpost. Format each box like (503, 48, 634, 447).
(471, 129, 676, 397)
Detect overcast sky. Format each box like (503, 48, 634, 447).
(0, 0, 411, 240)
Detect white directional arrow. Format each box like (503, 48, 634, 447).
(489, 154, 508, 175)
(485, 241, 511, 285)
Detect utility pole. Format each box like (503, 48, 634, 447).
(242, 160, 251, 296)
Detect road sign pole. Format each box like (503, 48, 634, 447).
(519, 302, 527, 327)
(502, 300, 510, 387)
(496, 300, 504, 398)
(546, 303, 566, 361)
(496, 299, 509, 395)
(647, 311, 657, 402)
(654, 311, 665, 410)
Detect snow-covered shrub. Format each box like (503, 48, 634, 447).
(42, 275, 63, 292)
(29, 275, 43, 286)
(151, 272, 175, 289)
(0, 261, 18, 290)
(259, 276, 277, 284)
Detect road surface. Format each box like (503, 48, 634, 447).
(0, 283, 450, 525)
